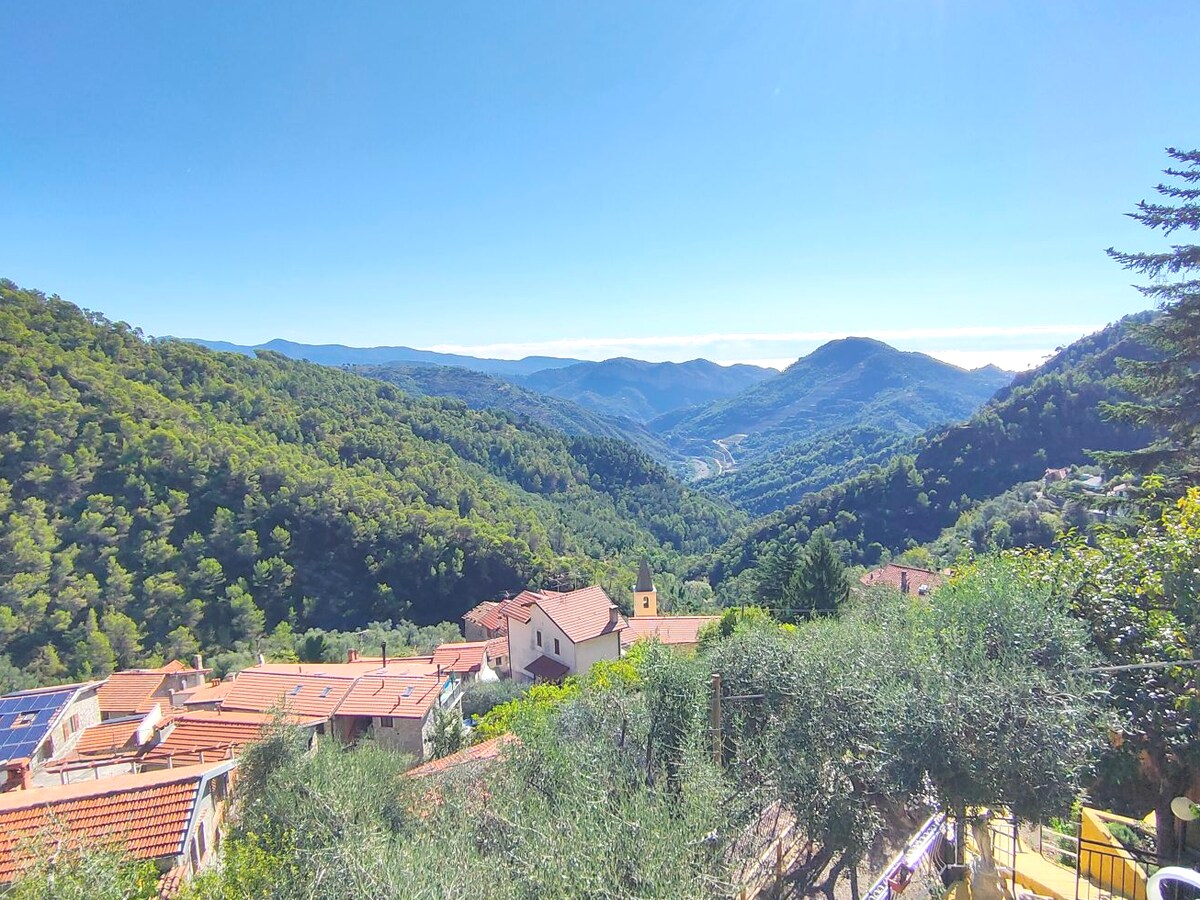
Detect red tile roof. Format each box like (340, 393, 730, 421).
(63, 717, 144, 760)
(431, 642, 489, 674)
(96, 672, 170, 716)
(0, 762, 229, 881)
(523, 654, 571, 681)
(533, 586, 626, 644)
(405, 734, 517, 778)
(180, 679, 235, 707)
(336, 674, 446, 720)
(621, 615, 719, 647)
(859, 564, 947, 594)
(218, 671, 355, 718)
(463, 600, 502, 631)
(141, 711, 276, 767)
(485, 635, 509, 662)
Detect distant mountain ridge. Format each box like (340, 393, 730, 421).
(702, 315, 1158, 599)
(518, 357, 775, 422)
(657, 338, 1012, 482)
(183, 337, 586, 377)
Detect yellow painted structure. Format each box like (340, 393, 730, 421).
(1079, 808, 1150, 900)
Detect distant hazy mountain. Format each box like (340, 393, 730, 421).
(519, 357, 775, 422)
(353, 363, 684, 467)
(183, 338, 584, 377)
(658, 337, 1012, 462)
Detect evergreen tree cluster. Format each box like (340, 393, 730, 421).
(0, 281, 741, 683)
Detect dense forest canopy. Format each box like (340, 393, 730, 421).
(0, 281, 741, 683)
(704, 315, 1158, 597)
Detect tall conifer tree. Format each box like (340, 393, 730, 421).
(1100, 148, 1200, 484)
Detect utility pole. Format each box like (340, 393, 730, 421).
(710, 673, 722, 765)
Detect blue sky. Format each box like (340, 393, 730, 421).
(2, 2, 1197, 370)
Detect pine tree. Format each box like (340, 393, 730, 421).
(785, 533, 850, 622)
(1100, 148, 1200, 484)
(754, 540, 800, 612)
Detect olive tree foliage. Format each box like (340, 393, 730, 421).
(702, 557, 1101, 893)
(1024, 487, 1200, 859)
(183, 644, 755, 900)
(1, 847, 159, 900)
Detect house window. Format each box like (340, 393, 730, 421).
(536, 630, 542, 647)
(642, 597, 649, 609)
(553, 638, 560, 655)
(379, 716, 394, 728)
(67, 714, 80, 734)
(197, 822, 207, 861)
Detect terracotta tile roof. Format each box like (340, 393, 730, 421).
(499, 589, 560, 627)
(533, 585, 626, 644)
(218, 671, 355, 718)
(405, 734, 517, 778)
(621, 615, 719, 647)
(485, 635, 509, 661)
(141, 711, 275, 766)
(523, 654, 571, 681)
(463, 600, 501, 630)
(180, 679, 235, 707)
(64, 717, 144, 760)
(0, 762, 230, 881)
(246, 661, 394, 676)
(431, 642, 489, 675)
(155, 660, 189, 673)
(335, 674, 446, 720)
(859, 564, 947, 595)
(96, 672, 170, 716)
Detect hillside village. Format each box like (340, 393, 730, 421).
(0, 564, 735, 892)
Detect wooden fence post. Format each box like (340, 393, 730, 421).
(710, 673, 722, 766)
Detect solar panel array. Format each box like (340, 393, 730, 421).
(0, 689, 75, 763)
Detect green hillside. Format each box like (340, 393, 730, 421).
(704, 316, 1156, 597)
(0, 281, 741, 682)
(704, 425, 915, 516)
(659, 337, 1011, 463)
(353, 363, 683, 467)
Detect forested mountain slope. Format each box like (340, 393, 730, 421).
(353, 363, 683, 467)
(705, 425, 916, 516)
(0, 281, 741, 682)
(520, 357, 774, 422)
(704, 316, 1156, 595)
(660, 338, 1011, 461)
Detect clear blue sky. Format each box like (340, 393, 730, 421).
(2, 2, 1197, 370)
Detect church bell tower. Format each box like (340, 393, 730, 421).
(633, 558, 657, 617)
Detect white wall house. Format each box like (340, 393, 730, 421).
(505, 586, 626, 683)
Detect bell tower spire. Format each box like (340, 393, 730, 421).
(633, 558, 657, 617)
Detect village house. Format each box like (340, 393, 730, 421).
(0, 681, 101, 792)
(96, 658, 210, 721)
(0, 760, 235, 893)
(505, 585, 626, 682)
(430, 640, 500, 683)
(620, 560, 718, 651)
(859, 563, 947, 596)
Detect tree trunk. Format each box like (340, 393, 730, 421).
(1155, 793, 1179, 862)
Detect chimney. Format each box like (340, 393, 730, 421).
(899, 570, 909, 595)
(257, 653, 266, 666)
(381, 641, 387, 669)
(168, 688, 177, 708)
(609, 605, 619, 626)
(192, 653, 203, 671)
(347, 648, 359, 664)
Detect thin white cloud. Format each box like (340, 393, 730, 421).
(425, 324, 1096, 371)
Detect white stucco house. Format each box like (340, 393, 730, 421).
(504, 586, 626, 682)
